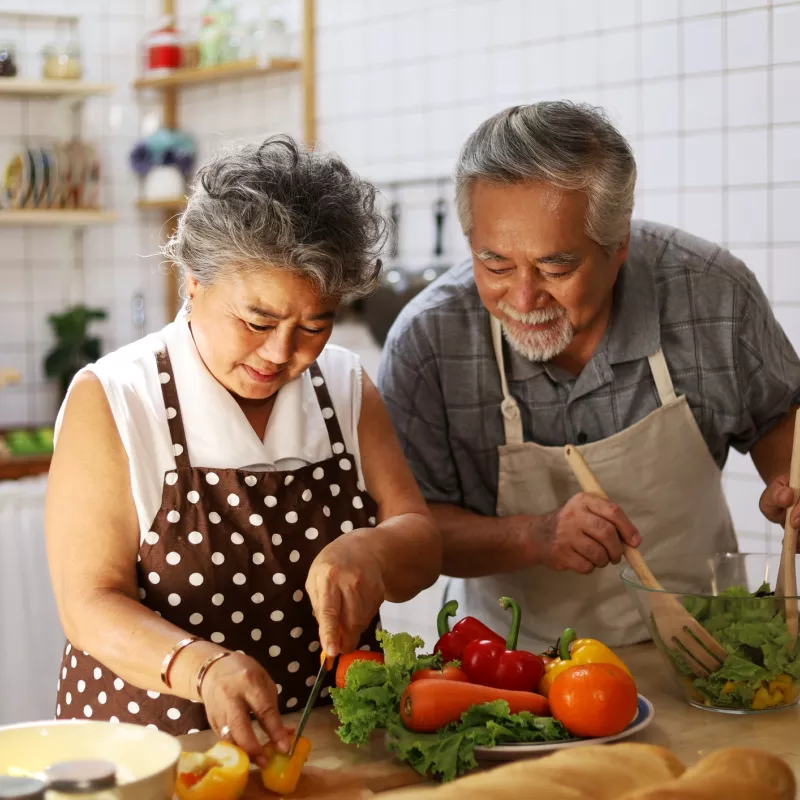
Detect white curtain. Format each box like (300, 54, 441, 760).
(0, 475, 64, 725)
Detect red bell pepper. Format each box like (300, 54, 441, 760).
(462, 596, 544, 692)
(433, 600, 504, 663)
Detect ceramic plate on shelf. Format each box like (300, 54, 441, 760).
(474, 694, 655, 761)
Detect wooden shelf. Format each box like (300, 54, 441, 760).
(0, 453, 50, 481)
(132, 57, 302, 90)
(0, 79, 115, 98)
(0, 209, 118, 226)
(136, 197, 187, 211)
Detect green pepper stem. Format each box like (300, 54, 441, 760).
(558, 628, 577, 661)
(498, 596, 522, 650)
(436, 600, 459, 637)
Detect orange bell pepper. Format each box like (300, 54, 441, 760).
(261, 735, 312, 795)
(539, 628, 631, 697)
(175, 741, 250, 800)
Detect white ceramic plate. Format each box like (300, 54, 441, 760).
(474, 694, 655, 761)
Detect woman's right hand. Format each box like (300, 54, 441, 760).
(200, 651, 291, 767)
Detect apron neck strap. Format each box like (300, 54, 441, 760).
(307, 361, 346, 451)
(647, 348, 677, 405)
(490, 315, 524, 446)
(154, 341, 191, 469)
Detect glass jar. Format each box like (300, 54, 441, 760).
(42, 42, 82, 80)
(0, 42, 18, 77)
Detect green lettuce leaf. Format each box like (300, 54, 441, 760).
(330, 630, 442, 746)
(386, 701, 570, 782)
(667, 583, 800, 708)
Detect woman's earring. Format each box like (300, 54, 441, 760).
(185, 295, 193, 315)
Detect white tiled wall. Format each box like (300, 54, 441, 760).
(313, 0, 800, 556)
(2, 0, 799, 564)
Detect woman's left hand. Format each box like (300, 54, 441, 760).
(306, 532, 386, 657)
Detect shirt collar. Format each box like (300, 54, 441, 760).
(166, 315, 329, 468)
(605, 252, 661, 365)
(505, 255, 661, 383)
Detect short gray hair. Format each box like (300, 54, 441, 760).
(163, 135, 386, 299)
(455, 102, 637, 251)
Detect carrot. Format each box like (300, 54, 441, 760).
(411, 665, 469, 683)
(400, 678, 551, 732)
(335, 651, 384, 688)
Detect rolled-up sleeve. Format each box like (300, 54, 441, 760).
(732, 271, 800, 453)
(377, 317, 463, 506)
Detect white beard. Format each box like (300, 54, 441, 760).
(498, 301, 574, 362)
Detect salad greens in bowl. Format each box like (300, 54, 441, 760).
(622, 552, 800, 714)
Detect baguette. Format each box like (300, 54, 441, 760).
(621, 747, 795, 800)
(381, 743, 685, 800)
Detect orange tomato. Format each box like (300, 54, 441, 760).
(335, 651, 384, 688)
(548, 663, 638, 738)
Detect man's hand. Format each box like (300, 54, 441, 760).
(759, 475, 800, 528)
(531, 493, 642, 575)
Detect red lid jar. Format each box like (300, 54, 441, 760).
(142, 18, 183, 76)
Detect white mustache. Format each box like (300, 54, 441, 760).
(498, 302, 567, 325)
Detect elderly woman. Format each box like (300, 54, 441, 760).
(46, 135, 441, 762)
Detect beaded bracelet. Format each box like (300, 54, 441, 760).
(160, 636, 201, 689)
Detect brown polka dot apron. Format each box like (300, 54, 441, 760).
(55, 341, 381, 734)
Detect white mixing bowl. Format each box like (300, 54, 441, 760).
(0, 720, 181, 800)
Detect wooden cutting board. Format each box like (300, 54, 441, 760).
(179, 707, 428, 799)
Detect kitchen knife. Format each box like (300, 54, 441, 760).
(289, 650, 334, 757)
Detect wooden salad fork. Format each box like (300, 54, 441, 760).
(564, 445, 728, 678)
(774, 412, 800, 648)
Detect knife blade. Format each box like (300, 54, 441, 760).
(289, 650, 334, 757)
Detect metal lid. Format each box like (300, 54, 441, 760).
(44, 761, 117, 793)
(0, 776, 47, 799)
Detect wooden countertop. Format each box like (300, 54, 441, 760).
(180, 643, 800, 796)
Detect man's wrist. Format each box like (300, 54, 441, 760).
(508, 513, 548, 568)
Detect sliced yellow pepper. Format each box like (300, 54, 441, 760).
(261, 735, 312, 796)
(721, 680, 737, 694)
(751, 686, 771, 710)
(771, 689, 785, 706)
(175, 741, 250, 800)
(538, 628, 632, 697)
(769, 674, 793, 691)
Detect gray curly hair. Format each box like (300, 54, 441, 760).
(163, 135, 386, 299)
(455, 102, 637, 252)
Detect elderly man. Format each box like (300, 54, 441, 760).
(378, 102, 800, 653)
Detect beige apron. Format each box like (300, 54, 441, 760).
(449, 316, 737, 654)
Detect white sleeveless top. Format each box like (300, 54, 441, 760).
(55, 316, 366, 546)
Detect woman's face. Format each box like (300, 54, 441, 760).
(186, 267, 340, 401)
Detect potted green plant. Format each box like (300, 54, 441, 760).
(44, 304, 107, 401)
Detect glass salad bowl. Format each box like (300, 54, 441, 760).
(622, 553, 800, 714)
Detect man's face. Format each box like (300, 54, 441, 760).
(469, 180, 628, 363)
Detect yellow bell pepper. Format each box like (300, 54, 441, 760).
(539, 628, 632, 697)
(751, 675, 795, 710)
(261, 735, 312, 795)
(175, 741, 250, 800)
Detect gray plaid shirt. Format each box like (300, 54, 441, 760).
(378, 220, 800, 517)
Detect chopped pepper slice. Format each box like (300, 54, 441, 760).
(175, 741, 250, 800)
(433, 600, 503, 663)
(461, 596, 545, 692)
(261, 735, 312, 796)
(539, 628, 631, 697)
